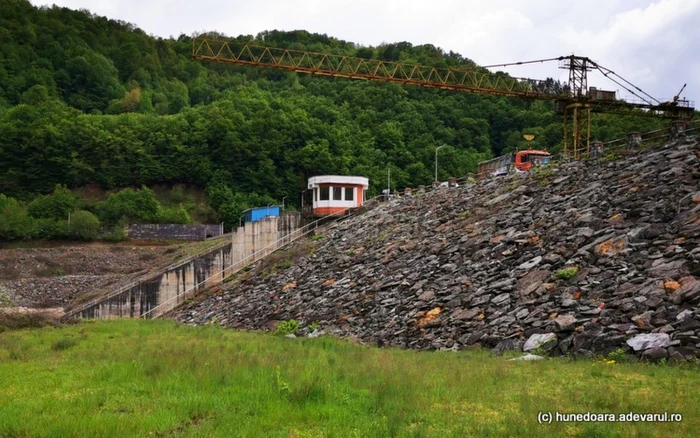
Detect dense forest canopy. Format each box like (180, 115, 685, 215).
(0, 0, 669, 233)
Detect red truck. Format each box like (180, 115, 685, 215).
(477, 148, 551, 178)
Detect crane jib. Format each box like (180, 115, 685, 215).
(192, 37, 695, 160)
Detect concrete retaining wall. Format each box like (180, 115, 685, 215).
(74, 244, 234, 319)
(71, 215, 303, 320)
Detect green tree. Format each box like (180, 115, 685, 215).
(19, 84, 50, 105)
(27, 184, 77, 220)
(62, 50, 123, 113)
(0, 194, 33, 240)
(98, 186, 161, 225)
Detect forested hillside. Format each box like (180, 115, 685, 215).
(0, 0, 666, 232)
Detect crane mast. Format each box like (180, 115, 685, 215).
(192, 38, 694, 159)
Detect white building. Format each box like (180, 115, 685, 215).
(307, 175, 369, 216)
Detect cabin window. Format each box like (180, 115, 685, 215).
(314, 188, 318, 202)
(345, 188, 354, 201)
(333, 187, 342, 200)
(320, 187, 329, 201)
(520, 154, 529, 163)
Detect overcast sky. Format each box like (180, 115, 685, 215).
(31, 0, 700, 105)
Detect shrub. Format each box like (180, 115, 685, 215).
(556, 266, 579, 280)
(273, 319, 300, 336)
(606, 348, 629, 363)
(68, 210, 100, 240)
(31, 218, 69, 240)
(101, 223, 127, 242)
(0, 287, 16, 307)
(158, 206, 191, 224)
(532, 165, 554, 180)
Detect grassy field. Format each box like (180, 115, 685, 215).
(0, 320, 697, 437)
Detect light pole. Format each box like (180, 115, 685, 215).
(301, 190, 307, 209)
(282, 196, 288, 211)
(387, 166, 391, 199)
(435, 145, 446, 183)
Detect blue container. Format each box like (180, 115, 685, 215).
(245, 206, 281, 223)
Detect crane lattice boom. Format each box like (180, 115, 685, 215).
(192, 37, 695, 158)
(192, 38, 559, 99)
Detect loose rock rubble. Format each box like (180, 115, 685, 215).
(174, 137, 700, 361)
(0, 245, 176, 307)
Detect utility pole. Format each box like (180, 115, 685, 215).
(435, 145, 446, 183)
(387, 166, 391, 200)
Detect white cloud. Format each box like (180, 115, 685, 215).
(30, 0, 700, 103)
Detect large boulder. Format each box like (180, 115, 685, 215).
(523, 333, 558, 352)
(626, 333, 671, 352)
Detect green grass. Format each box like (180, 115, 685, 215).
(0, 320, 698, 437)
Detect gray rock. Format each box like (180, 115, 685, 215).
(509, 353, 545, 361)
(307, 330, 322, 338)
(631, 311, 654, 330)
(626, 333, 671, 351)
(491, 293, 511, 306)
(641, 347, 668, 361)
(668, 346, 697, 361)
(493, 338, 524, 355)
(523, 333, 558, 352)
(577, 227, 594, 238)
(517, 270, 551, 296)
(517, 256, 543, 271)
(515, 308, 530, 319)
(676, 309, 694, 322)
(649, 259, 687, 279)
(554, 315, 577, 332)
(452, 307, 481, 320)
(486, 192, 512, 206)
(418, 290, 435, 301)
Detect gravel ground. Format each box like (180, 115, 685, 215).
(0, 244, 179, 308)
